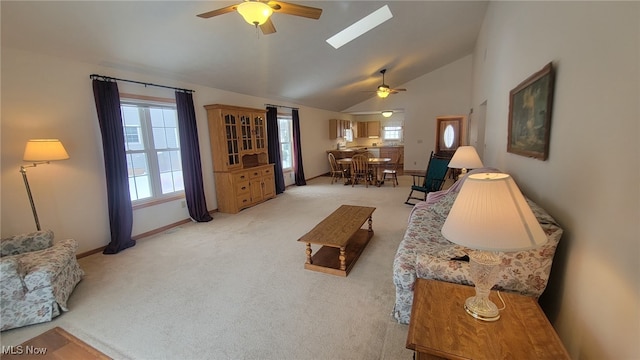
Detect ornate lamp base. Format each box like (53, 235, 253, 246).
(464, 295, 500, 321)
(466, 250, 502, 322)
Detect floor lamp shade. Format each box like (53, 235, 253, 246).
(23, 139, 70, 162)
(21, 139, 69, 231)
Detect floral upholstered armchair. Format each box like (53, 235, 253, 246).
(0, 230, 84, 331)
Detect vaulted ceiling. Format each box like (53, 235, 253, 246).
(2, 1, 488, 112)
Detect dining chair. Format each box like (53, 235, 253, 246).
(405, 152, 450, 205)
(382, 152, 402, 187)
(363, 151, 377, 180)
(328, 153, 347, 184)
(350, 154, 370, 188)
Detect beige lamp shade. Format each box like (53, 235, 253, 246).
(237, 1, 273, 25)
(448, 146, 484, 169)
(23, 139, 70, 162)
(441, 173, 547, 252)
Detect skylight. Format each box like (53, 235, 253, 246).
(326, 5, 393, 49)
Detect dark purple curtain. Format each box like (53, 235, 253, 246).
(292, 109, 306, 186)
(266, 106, 285, 194)
(175, 91, 213, 222)
(92, 79, 136, 254)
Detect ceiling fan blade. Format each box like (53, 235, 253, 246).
(391, 89, 407, 93)
(196, 5, 238, 19)
(268, 1, 322, 19)
(260, 18, 277, 35)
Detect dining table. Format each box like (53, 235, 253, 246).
(336, 157, 392, 187)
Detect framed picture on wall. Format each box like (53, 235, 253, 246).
(507, 62, 555, 160)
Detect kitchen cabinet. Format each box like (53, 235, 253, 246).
(205, 104, 275, 213)
(367, 121, 380, 137)
(329, 119, 351, 139)
(356, 121, 381, 138)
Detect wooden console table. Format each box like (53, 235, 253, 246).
(297, 205, 375, 276)
(406, 279, 570, 360)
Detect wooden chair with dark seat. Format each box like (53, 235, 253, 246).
(382, 152, 402, 187)
(350, 154, 370, 188)
(328, 153, 347, 184)
(405, 152, 451, 205)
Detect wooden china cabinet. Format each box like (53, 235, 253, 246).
(205, 104, 275, 213)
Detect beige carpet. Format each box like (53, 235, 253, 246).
(0, 175, 418, 360)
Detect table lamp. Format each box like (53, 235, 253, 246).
(448, 146, 484, 179)
(21, 139, 70, 230)
(441, 173, 547, 321)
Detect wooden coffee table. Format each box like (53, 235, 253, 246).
(298, 205, 375, 276)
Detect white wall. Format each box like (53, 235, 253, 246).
(1, 48, 345, 253)
(471, 2, 639, 358)
(347, 55, 473, 171)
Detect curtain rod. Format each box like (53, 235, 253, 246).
(265, 103, 299, 111)
(90, 74, 194, 93)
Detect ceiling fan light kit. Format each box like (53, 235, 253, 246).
(197, 1, 322, 35)
(372, 69, 406, 98)
(237, 1, 273, 26)
(377, 88, 391, 98)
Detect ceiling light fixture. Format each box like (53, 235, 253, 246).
(237, 1, 273, 26)
(326, 5, 393, 49)
(381, 111, 393, 117)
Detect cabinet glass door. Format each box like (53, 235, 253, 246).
(240, 113, 253, 152)
(253, 114, 266, 151)
(224, 113, 240, 167)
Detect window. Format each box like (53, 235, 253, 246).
(278, 116, 293, 170)
(383, 126, 403, 141)
(436, 116, 463, 154)
(121, 100, 184, 202)
(344, 128, 353, 142)
(124, 126, 141, 144)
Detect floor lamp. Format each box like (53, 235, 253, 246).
(21, 139, 69, 231)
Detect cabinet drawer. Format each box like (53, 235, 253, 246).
(261, 167, 273, 176)
(236, 193, 252, 208)
(234, 171, 250, 183)
(248, 168, 262, 179)
(236, 181, 250, 194)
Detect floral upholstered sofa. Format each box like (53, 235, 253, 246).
(392, 169, 563, 324)
(0, 230, 84, 331)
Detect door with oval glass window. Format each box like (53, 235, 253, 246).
(435, 116, 466, 158)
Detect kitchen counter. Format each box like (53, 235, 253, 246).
(327, 146, 403, 175)
(329, 145, 403, 150)
(326, 148, 368, 159)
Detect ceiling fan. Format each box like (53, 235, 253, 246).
(197, 0, 322, 35)
(371, 69, 407, 98)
